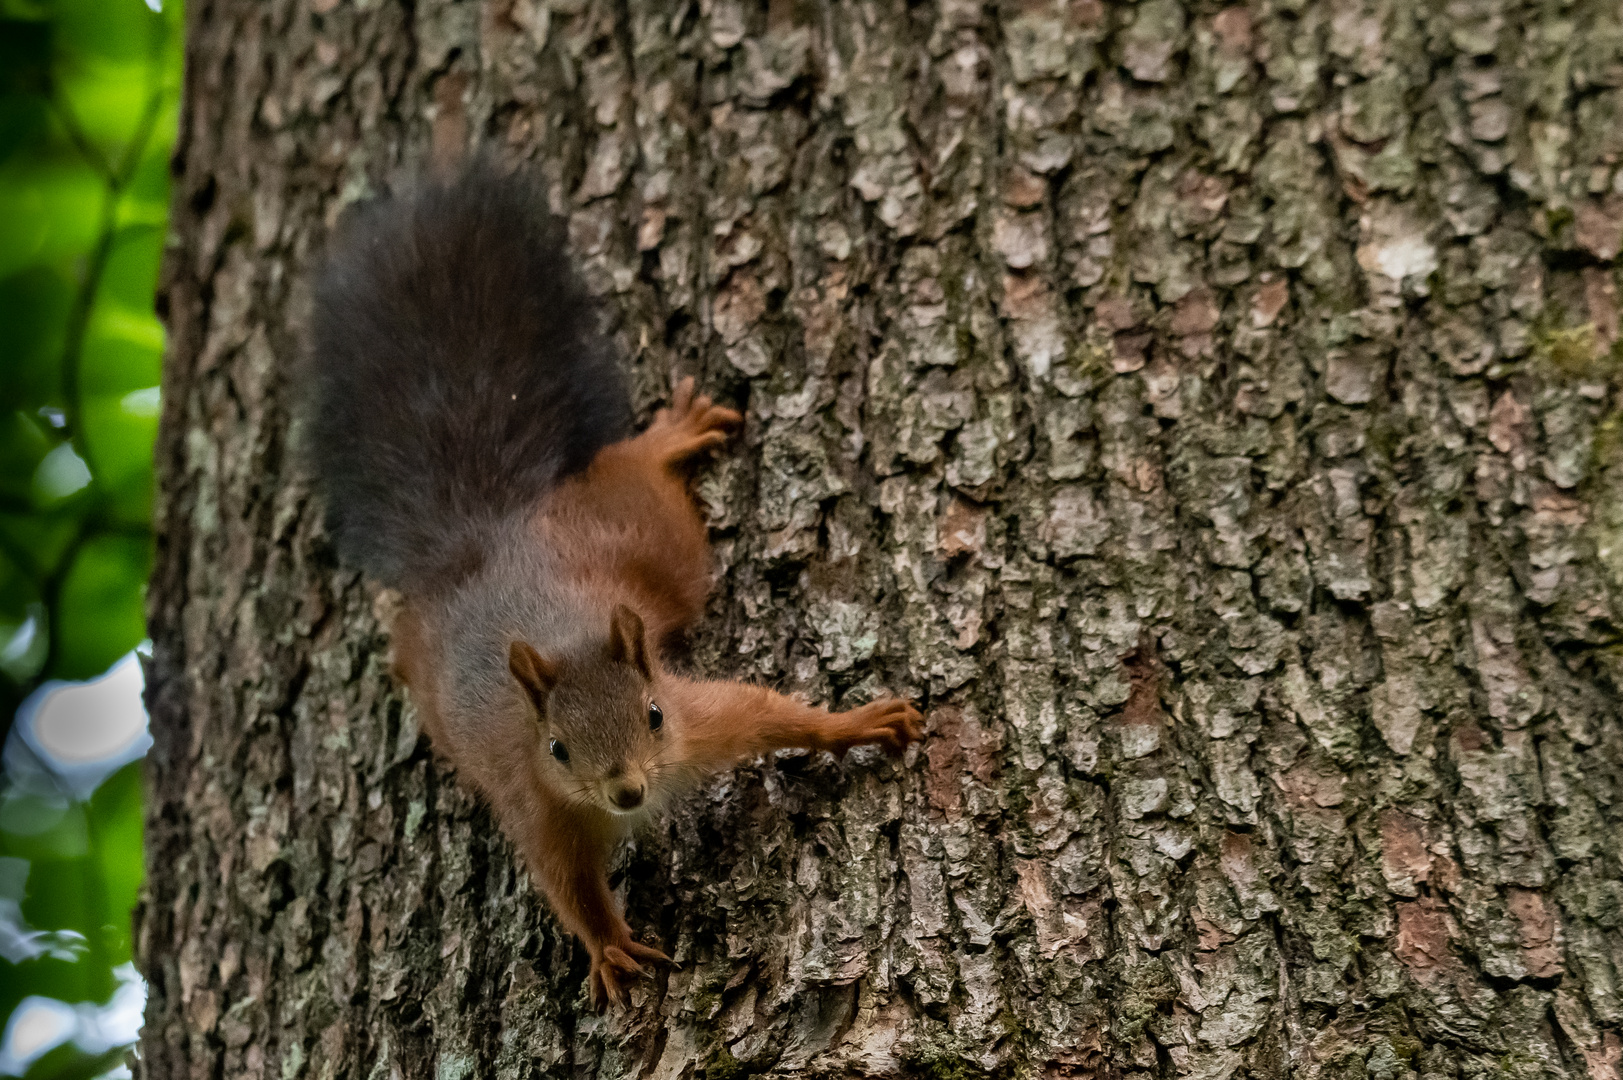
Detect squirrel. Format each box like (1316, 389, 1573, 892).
(303, 163, 924, 1008)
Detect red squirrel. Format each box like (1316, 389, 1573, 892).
(304, 164, 923, 1007)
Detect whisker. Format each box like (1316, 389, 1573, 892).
(559, 780, 597, 811)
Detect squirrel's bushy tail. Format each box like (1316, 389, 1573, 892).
(306, 164, 629, 593)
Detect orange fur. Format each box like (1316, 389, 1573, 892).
(533, 378, 734, 643)
(392, 378, 924, 1008)
(389, 604, 445, 746)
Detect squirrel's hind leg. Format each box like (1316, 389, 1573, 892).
(552, 377, 739, 639)
(636, 376, 742, 469)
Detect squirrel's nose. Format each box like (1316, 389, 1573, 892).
(610, 784, 644, 810)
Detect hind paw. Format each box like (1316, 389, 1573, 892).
(646, 376, 742, 466)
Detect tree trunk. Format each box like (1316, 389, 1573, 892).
(140, 0, 1623, 1077)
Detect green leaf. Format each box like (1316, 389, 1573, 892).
(49, 534, 148, 682)
(0, 790, 86, 860)
(0, 511, 79, 580)
(0, 266, 74, 414)
(0, 19, 51, 97)
(79, 400, 155, 526)
(23, 1041, 129, 1080)
(0, 410, 53, 503)
(87, 224, 161, 323)
(76, 224, 164, 517)
(50, 0, 169, 171)
(0, 91, 51, 167)
(54, 59, 149, 157)
(0, 155, 103, 279)
(50, 0, 157, 66)
(87, 762, 141, 966)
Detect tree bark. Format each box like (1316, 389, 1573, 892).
(141, 0, 1623, 1077)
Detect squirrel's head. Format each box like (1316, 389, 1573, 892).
(508, 604, 668, 816)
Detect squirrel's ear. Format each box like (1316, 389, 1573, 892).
(607, 604, 650, 679)
(509, 641, 558, 714)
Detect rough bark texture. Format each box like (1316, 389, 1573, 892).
(141, 0, 1623, 1077)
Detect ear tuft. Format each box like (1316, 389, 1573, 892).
(607, 604, 650, 678)
(509, 640, 559, 715)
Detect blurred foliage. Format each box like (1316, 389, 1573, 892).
(0, 0, 179, 715)
(0, 0, 181, 1074)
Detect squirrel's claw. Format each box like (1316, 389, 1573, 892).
(670, 375, 698, 415)
(589, 945, 644, 1011)
(588, 938, 671, 1011)
(623, 939, 673, 965)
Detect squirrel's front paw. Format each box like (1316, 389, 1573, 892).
(589, 939, 672, 1010)
(827, 699, 925, 758)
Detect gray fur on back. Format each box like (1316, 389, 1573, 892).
(433, 517, 606, 723)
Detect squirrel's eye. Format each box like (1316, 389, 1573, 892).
(648, 701, 663, 731)
(550, 739, 569, 764)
